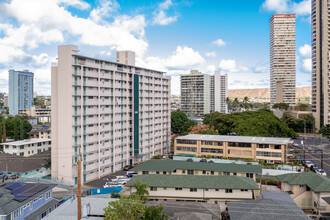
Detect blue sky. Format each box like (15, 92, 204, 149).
(0, 0, 311, 95)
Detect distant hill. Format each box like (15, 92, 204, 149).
(228, 86, 311, 99)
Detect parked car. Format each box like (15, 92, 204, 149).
(317, 169, 327, 176)
(311, 166, 319, 172)
(305, 161, 314, 168)
(126, 171, 137, 175)
(186, 158, 193, 162)
(10, 174, 19, 179)
(0, 173, 8, 180)
(200, 159, 207, 163)
(124, 165, 134, 171)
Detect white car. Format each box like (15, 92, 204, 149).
(317, 169, 327, 176)
(305, 161, 314, 168)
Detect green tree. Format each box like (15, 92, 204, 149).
(182, 119, 197, 135)
(298, 103, 308, 111)
(171, 110, 188, 134)
(320, 124, 330, 140)
(0, 123, 2, 144)
(103, 195, 145, 220)
(14, 118, 18, 141)
(142, 205, 168, 220)
(151, 155, 162, 159)
(110, 191, 121, 198)
(272, 103, 289, 111)
(203, 112, 223, 125)
(133, 181, 149, 201)
(5, 116, 32, 140)
(2, 117, 6, 142)
(19, 120, 24, 140)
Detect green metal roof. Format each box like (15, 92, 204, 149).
(277, 172, 330, 192)
(126, 174, 259, 190)
(131, 159, 262, 174)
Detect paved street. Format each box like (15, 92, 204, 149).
(84, 170, 127, 188)
(292, 136, 330, 176)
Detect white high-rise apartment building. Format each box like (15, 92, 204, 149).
(180, 70, 227, 117)
(214, 71, 228, 113)
(51, 45, 171, 185)
(311, 0, 330, 129)
(270, 14, 296, 105)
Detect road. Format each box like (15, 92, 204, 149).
(292, 136, 330, 176)
(83, 170, 127, 188)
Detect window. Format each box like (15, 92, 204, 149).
(175, 188, 182, 191)
(13, 209, 19, 218)
(163, 171, 167, 174)
(202, 171, 206, 174)
(299, 185, 304, 188)
(142, 171, 149, 174)
(45, 191, 51, 200)
(187, 170, 194, 175)
(225, 189, 233, 193)
(256, 151, 281, 158)
(156, 171, 159, 174)
(224, 172, 230, 176)
(233, 172, 237, 176)
(215, 189, 219, 191)
(150, 187, 157, 191)
(176, 146, 197, 152)
(228, 142, 251, 148)
(201, 148, 223, 154)
(211, 171, 214, 175)
(163, 187, 167, 190)
(240, 189, 248, 192)
(202, 141, 214, 146)
(176, 140, 197, 145)
(246, 173, 253, 178)
(190, 188, 197, 192)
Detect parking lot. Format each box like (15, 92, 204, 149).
(84, 169, 127, 188)
(292, 136, 330, 176)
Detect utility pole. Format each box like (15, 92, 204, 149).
(77, 155, 82, 220)
(321, 150, 324, 170)
(303, 120, 306, 161)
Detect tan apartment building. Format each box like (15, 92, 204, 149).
(51, 45, 171, 185)
(270, 14, 296, 105)
(174, 134, 292, 163)
(278, 172, 330, 215)
(311, 0, 330, 130)
(125, 174, 258, 203)
(131, 159, 261, 181)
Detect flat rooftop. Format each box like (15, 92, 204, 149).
(176, 134, 292, 145)
(132, 159, 262, 173)
(3, 138, 51, 146)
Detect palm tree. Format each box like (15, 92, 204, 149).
(133, 181, 149, 200)
(44, 158, 51, 169)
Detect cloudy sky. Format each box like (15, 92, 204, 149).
(0, 0, 311, 95)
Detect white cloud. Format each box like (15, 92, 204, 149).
(252, 66, 268, 73)
(205, 51, 216, 57)
(89, 0, 119, 23)
(152, 0, 178, 26)
(302, 58, 312, 72)
(212, 39, 226, 47)
(262, 0, 311, 16)
(219, 59, 248, 73)
(299, 44, 311, 58)
(206, 65, 216, 73)
(56, 0, 90, 10)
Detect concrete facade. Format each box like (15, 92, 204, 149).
(270, 14, 296, 105)
(3, 139, 51, 157)
(214, 71, 228, 113)
(51, 45, 171, 185)
(174, 134, 292, 163)
(19, 106, 51, 123)
(311, 0, 330, 130)
(8, 70, 34, 115)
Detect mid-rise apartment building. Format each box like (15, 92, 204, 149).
(311, 0, 330, 129)
(174, 134, 292, 163)
(51, 45, 171, 185)
(3, 138, 51, 157)
(8, 69, 34, 115)
(180, 71, 228, 117)
(270, 14, 296, 105)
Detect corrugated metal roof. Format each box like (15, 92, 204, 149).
(176, 134, 291, 145)
(132, 159, 262, 173)
(126, 174, 259, 190)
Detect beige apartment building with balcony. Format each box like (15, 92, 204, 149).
(174, 134, 292, 163)
(51, 45, 171, 185)
(270, 14, 296, 105)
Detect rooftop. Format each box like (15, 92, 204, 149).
(277, 172, 330, 192)
(45, 196, 118, 220)
(126, 174, 259, 190)
(145, 201, 221, 220)
(0, 151, 50, 173)
(227, 192, 309, 220)
(0, 181, 56, 215)
(176, 134, 292, 145)
(132, 159, 262, 173)
(3, 138, 51, 146)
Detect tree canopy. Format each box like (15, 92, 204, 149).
(171, 110, 196, 134)
(5, 116, 32, 140)
(320, 124, 330, 140)
(272, 103, 289, 111)
(281, 113, 315, 133)
(205, 109, 297, 137)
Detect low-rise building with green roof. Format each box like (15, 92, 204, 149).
(277, 172, 330, 214)
(132, 159, 262, 181)
(124, 174, 259, 203)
